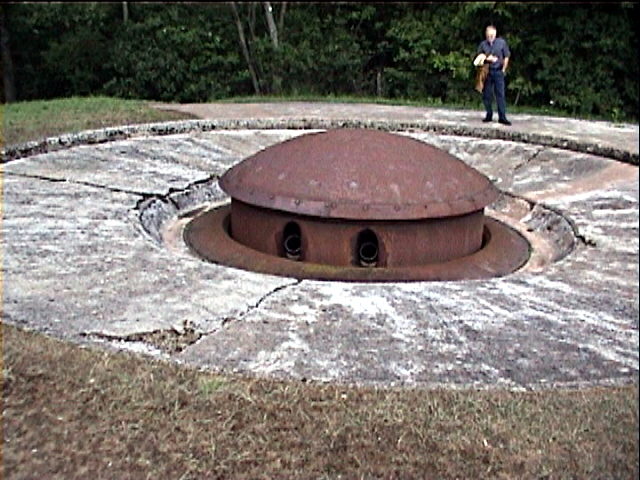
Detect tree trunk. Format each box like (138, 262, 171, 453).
(0, 5, 16, 103)
(246, 2, 265, 85)
(122, 2, 129, 23)
(263, 2, 278, 49)
(230, 2, 261, 95)
(277, 2, 286, 43)
(248, 2, 257, 43)
(262, 2, 282, 94)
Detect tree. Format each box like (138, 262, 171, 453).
(230, 2, 261, 94)
(229, 2, 287, 95)
(1, 4, 17, 102)
(105, 3, 243, 102)
(3, 3, 638, 119)
(263, 1, 278, 48)
(262, 1, 283, 93)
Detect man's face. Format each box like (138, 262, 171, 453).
(485, 27, 497, 42)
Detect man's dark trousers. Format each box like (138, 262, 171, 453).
(482, 69, 507, 121)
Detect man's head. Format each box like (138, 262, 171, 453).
(485, 25, 497, 42)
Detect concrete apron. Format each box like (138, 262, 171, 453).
(3, 117, 638, 390)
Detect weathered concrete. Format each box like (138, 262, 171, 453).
(3, 103, 638, 165)
(2, 104, 638, 390)
(151, 102, 640, 163)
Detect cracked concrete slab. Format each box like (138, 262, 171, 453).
(3, 133, 308, 339)
(2, 109, 638, 391)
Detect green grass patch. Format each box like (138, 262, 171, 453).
(217, 93, 460, 107)
(1, 96, 195, 146)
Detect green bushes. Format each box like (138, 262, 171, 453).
(2, 2, 638, 121)
(104, 12, 243, 101)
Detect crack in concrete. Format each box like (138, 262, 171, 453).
(136, 174, 223, 247)
(499, 190, 595, 253)
(221, 279, 304, 327)
(81, 320, 203, 355)
(513, 146, 546, 172)
(530, 200, 597, 248)
(500, 190, 536, 211)
(5, 171, 155, 198)
(6, 171, 220, 212)
(76, 280, 303, 358)
(133, 174, 220, 212)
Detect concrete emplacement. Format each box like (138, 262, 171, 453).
(2, 102, 638, 391)
(185, 129, 531, 282)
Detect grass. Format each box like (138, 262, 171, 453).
(1, 95, 196, 146)
(217, 93, 465, 108)
(3, 325, 638, 479)
(2, 95, 639, 479)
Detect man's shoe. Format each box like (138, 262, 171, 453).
(482, 117, 492, 123)
(498, 118, 512, 126)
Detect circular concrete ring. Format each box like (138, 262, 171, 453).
(3, 112, 638, 391)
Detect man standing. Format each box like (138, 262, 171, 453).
(477, 25, 511, 126)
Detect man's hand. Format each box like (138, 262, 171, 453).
(503, 57, 510, 74)
(486, 54, 498, 63)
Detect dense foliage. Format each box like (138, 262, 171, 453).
(2, 2, 638, 120)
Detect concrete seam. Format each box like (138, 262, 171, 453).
(4, 171, 153, 197)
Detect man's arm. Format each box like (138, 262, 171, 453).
(502, 56, 509, 73)
(501, 39, 511, 73)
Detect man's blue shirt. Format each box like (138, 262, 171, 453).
(477, 37, 510, 70)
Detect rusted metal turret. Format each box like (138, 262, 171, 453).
(219, 129, 498, 267)
(185, 129, 530, 281)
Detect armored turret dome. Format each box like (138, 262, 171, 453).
(219, 129, 498, 220)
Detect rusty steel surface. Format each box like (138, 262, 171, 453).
(219, 129, 499, 220)
(184, 204, 531, 282)
(228, 199, 486, 267)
